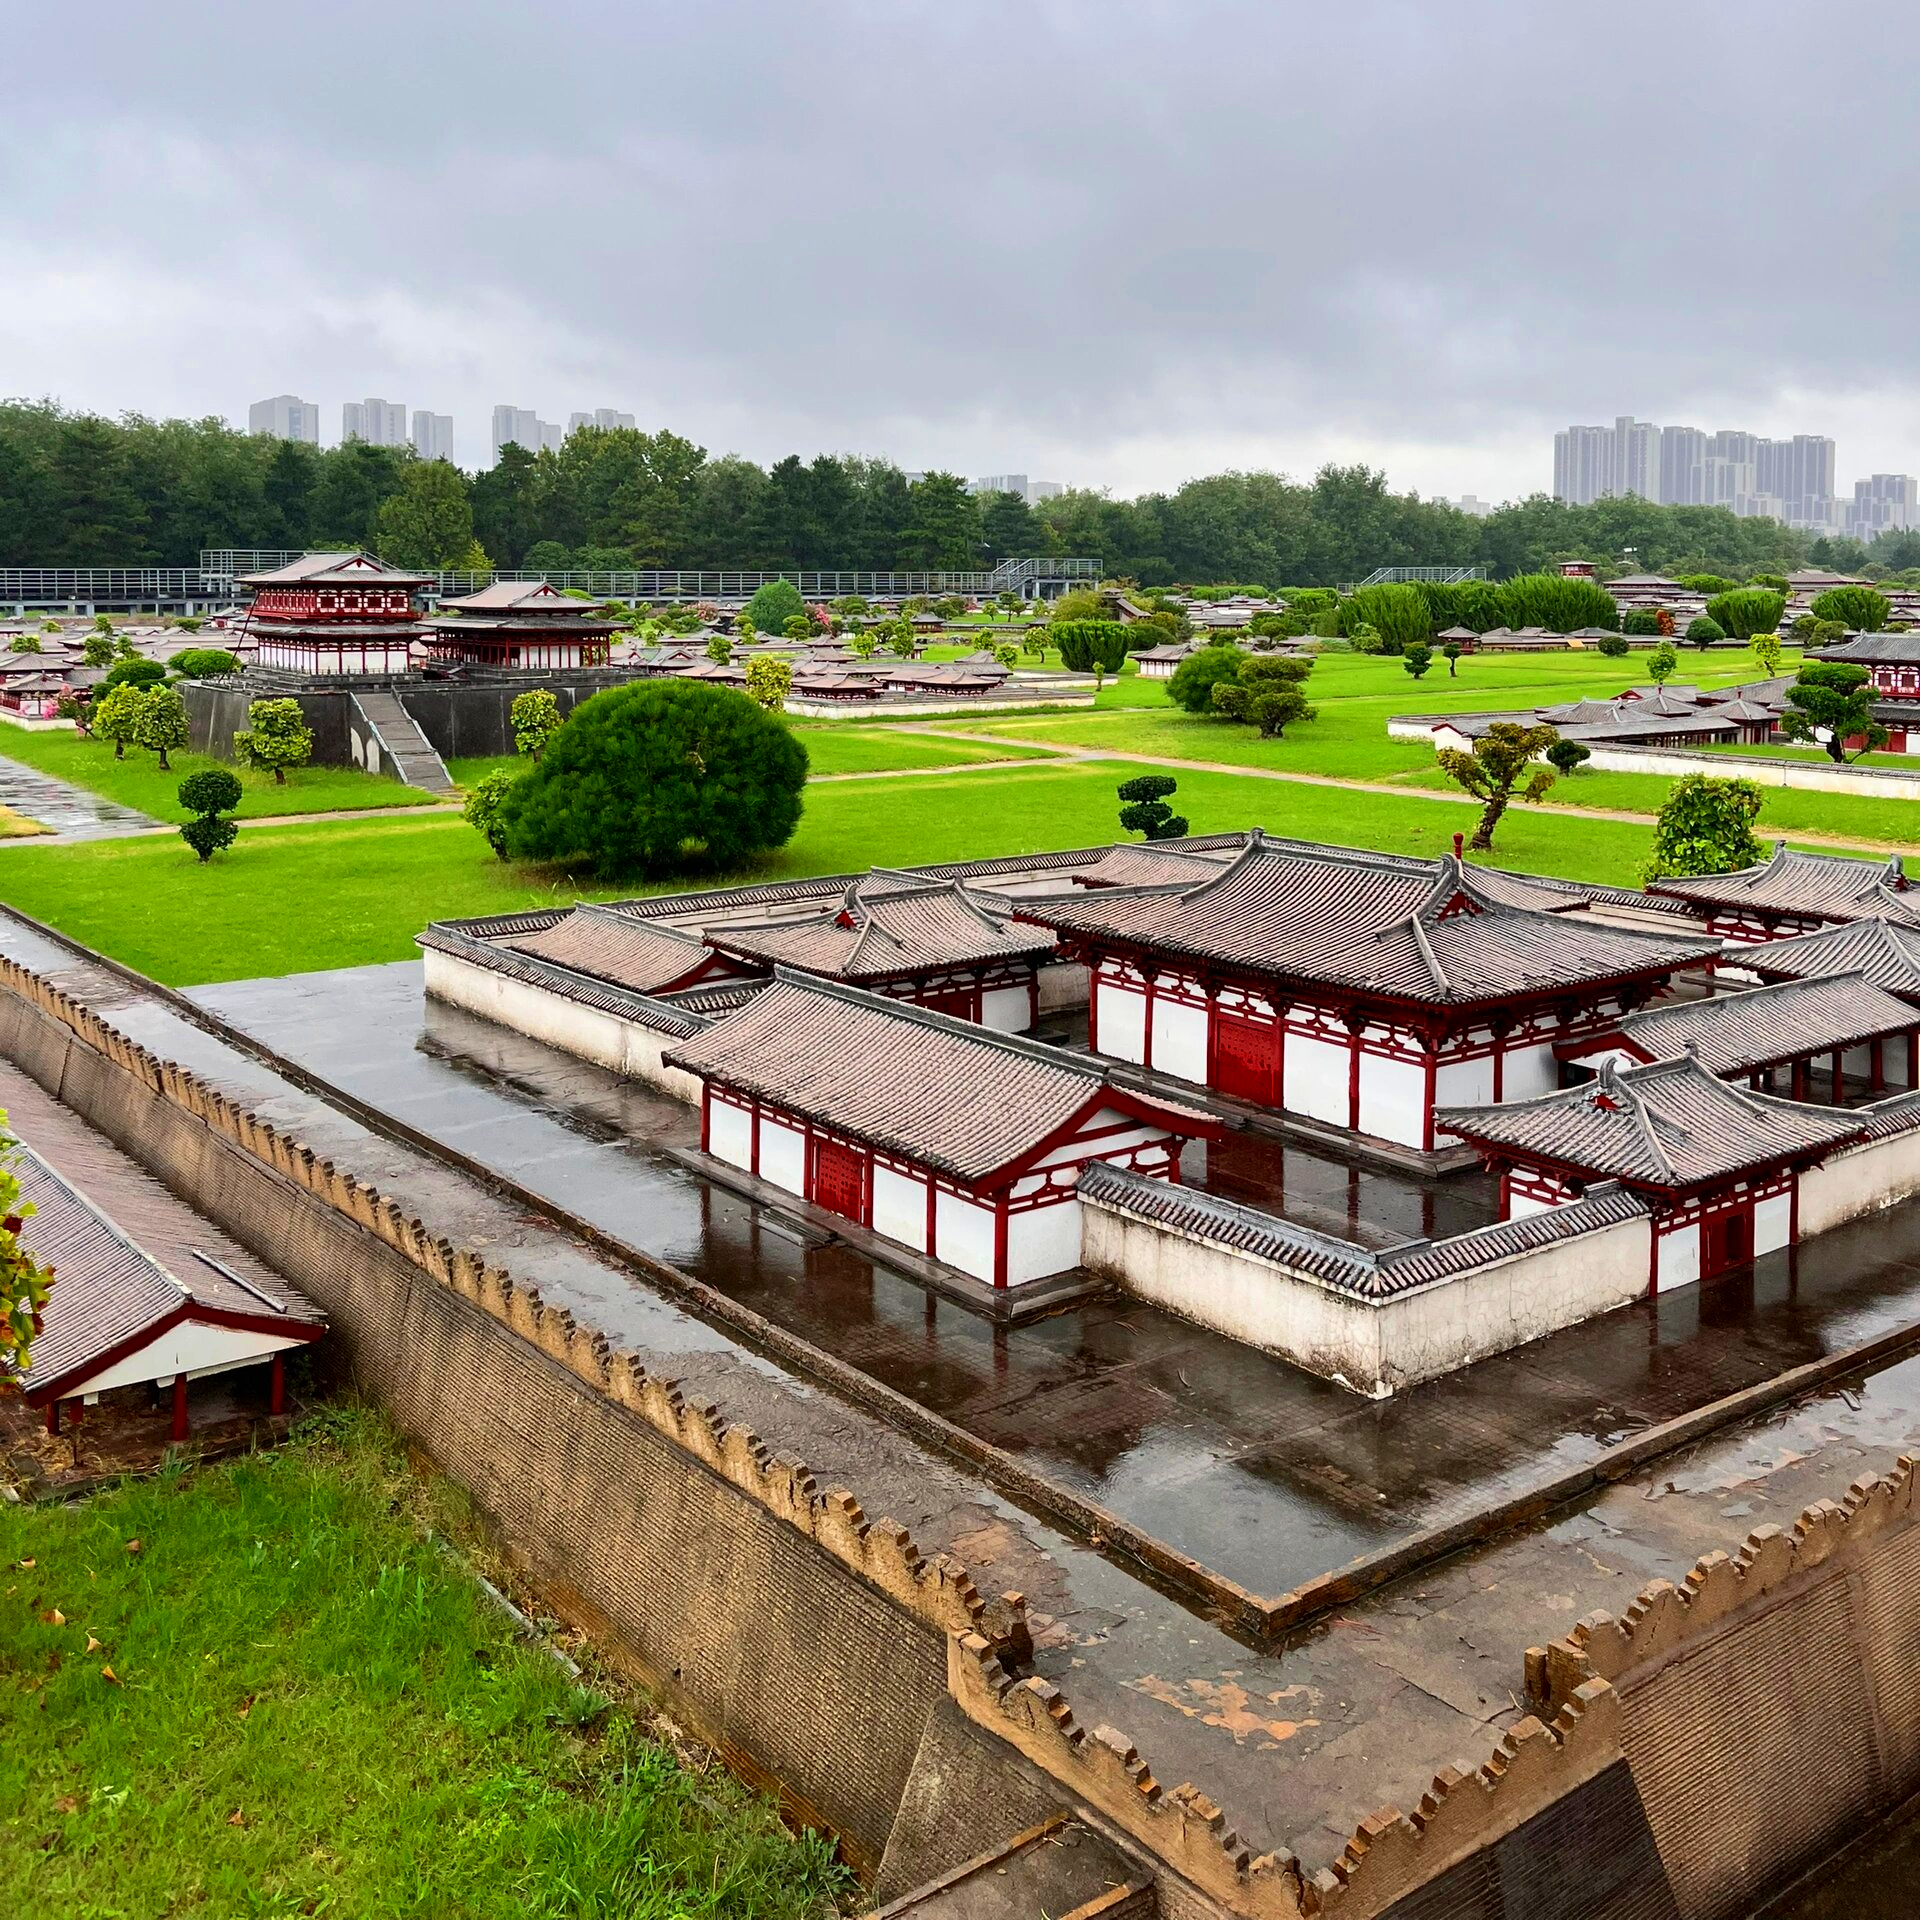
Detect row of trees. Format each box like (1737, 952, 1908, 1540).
(8, 398, 1913, 584)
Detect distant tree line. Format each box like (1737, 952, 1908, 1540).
(6, 397, 1917, 586)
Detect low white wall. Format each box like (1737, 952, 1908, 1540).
(1150, 997, 1208, 1082)
(1005, 1198, 1081, 1284)
(871, 1163, 930, 1251)
(1081, 1198, 1651, 1397)
(759, 1116, 807, 1197)
(980, 983, 1032, 1032)
(709, 1098, 753, 1170)
(934, 1190, 997, 1282)
(1799, 1128, 1920, 1237)
(422, 948, 704, 1103)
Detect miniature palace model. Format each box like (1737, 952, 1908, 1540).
(236, 551, 431, 675)
(420, 579, 617, 670)
(418, 831, 1920, 1395)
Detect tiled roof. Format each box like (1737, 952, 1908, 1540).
(1577, 974, 1918, 1075)
(237, 552, 432, 587)
(1076, 1161, 1650, 1301)
(1436, 1054, 1863, 1189)
(439, 581, 608, 614)
(1649, 842, 1920, 926)
(1018, 832, 1717, 1005)
(1818, 633, 1920, 664)
(506, 903, 726, 995)
(1067, 843, 1238, 888)
(662, 969, 1217, 1181)
(1742, 916, 1920, 999)
(12, 1147, 321, 1395)
(700, 879, 1055, 982)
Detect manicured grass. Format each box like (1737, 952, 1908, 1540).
(0, 758, 1729, 985)
(0, 1407, 849, 1920)
(0, 727, 438, 823)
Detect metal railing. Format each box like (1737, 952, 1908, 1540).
(1343, 565, 1489, 592)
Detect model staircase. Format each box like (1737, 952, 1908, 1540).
(871, 1816, 1154, 1920)
(350, 690, 456, 795)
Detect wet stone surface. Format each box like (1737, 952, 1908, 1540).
(0, 754, 158, 839)
(191, 959, 1920, 1602)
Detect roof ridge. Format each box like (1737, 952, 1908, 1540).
(1595, 1059, 1677, 1181)
(575, 901, 704, 947)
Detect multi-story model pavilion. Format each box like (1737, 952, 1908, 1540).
(1015, 832, 1719, 1155)
(421, 580, 618, 670)
(237, 552, 430, 675)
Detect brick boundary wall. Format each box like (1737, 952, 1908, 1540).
(7, 944, 1916, 1919)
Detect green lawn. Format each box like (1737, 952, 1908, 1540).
(0, 757, 1780, 985)
(0, 727, 438, 823)
(447, 726, 1056, 792)
(0, 1407, 847, 1920)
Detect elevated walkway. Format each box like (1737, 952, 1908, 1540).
(349, 689, 456, 794)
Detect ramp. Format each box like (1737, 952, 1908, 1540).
(350, 689, 456, 794)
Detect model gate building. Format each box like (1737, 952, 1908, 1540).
(1016, 832, 1717, 1155)
(421, 579, 618, 670)
(236, 552, 431, 674)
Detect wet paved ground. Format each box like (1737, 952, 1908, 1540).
(0, 754, 156, 839)
(12, 913, 1920, 1875)
(190, 958, 1920, 1601)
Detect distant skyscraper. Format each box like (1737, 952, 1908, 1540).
(1659, 426, 1707, 505)
(1614, 417, 1660, 500)
(1848, 474, 1917, 543)
(969, 474, 1065, 505)
(1774, 434, 1837, 530)
(1030, 480, 1064, 502)
(566, 408, 636, 433)
(1452, 495, 1495, 517)
(249, 394, 320, 443)
(1553, 426, 1615, 505)
(343, 397, 408, 447)
(540, 421, 566, 453)
(490, 405, 550, 464)
(412, 411, 455, 462)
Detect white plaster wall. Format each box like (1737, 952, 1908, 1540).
(1037, 961, 1089, 1013)
(1435, 1053, 1495, 1108)
(1033, 1117, 1162, 1168)
(1658, 1222, 1701, 1290)
(980, 984, 1032, 1032)
(1082, 1200, 1652, 1396)
(1288, 1031, 1349, 1127)
(1501, 1042, 1559, 1102)
(1754, 1190, 1793, 1257)
(422, 950, 704, 1103)
(871, 1164, 929, 1251)
(708, 1099, 753, 1171)
(758, 1117, 807, 1197)
(1151, 998, 1209, 1083)
(1006, 1198, 1082, 1284)
(1580, 744, 1920, 800)
(1799, 1132, 1920, 1236)
(1507, 1190, 1561, 1220)
(935, 1190, 998, 1282)
(76, 1321, 298, 1398)
(1358, 1051, 1425, 1147)
(1096, 982, 1147, 1064)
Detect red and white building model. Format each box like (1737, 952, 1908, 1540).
(238, 552, 430, 675)
(1018, 832, 1718, 1156)
(1650, 843, 1920, 943)
(663, 970, 1219, 1290)
(421, 580, 618, 670)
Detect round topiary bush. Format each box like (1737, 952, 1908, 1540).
(177, 768, 242, 815)
(744, 579, 807, 636)
(1685, 615, 1726, 648)
(498, 680, 809, 877)
(1166, 645, 1242, 714)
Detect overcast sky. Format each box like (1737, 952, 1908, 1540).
(5, 1, 1917, 503)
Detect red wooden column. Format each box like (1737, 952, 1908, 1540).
(270, 1353, 286, 1416)
(1871, 1037, 1886, 1094)
(171, 1373, 189, 1443)
(44, 1399, 59, 1437)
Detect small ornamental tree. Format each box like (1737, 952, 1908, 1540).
(781, 615, 812, 641)
(1642, 775, 1765, 881)
(91, 682, 145, 760)
(134, 684, 189, 770)
(1436, 721, 1558, 851)
(744, 656, 793, 712)
(233, 697, 314, 784)
(1704, 587, 1787, 639)
(1211, 656, 1316, 738)
(463, 768, 518, 859)
(847, 627, 879, 660)
(1647, 642, 1679, 686)
(1623, 609, 1662, 636)
(886, 618, 917, 659)
(510, 688, 563, 761)
(168, 647, 240, 678)
(744, 578, 807, 636)
(1117, 774, 1188, 841)
(56, 691, 91, 735)
(1749, 631, 1785, 678)
(705, 631, 734, 665)
(496, 681, 810, 877)
(1441, 641, 1464, 676)
(1808, 618, 1847, 648)
(176, 767, 241, 863)
(1655, 607, 1675, 637)
(1676, 574, 1738, 596)
(0, 1119, 55, 1383)
(1810, 584, 1892, 633)
(1684, 616, 1725, 650)
(1051, 620, 1129, 674)
(992, 642, 1019, 670)
(1597, 632, 1631, 657)
(81, 633, 115, 668)
(102, 657, 164, 692)
(1166, 645, 1244, 715)
(1780, 662, 1888, 762)
(1545, 739, 1591, 776)
(8, 635, 42, 654)
(1402, 644, 1433, 680)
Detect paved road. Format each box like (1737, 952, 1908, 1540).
(0, 760, 157, 841)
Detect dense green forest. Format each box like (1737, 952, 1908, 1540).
(3, 398, 1911, 586)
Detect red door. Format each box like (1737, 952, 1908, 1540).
(919, 985, 977, 1020)
(811, 1138, 868, 1224)
(1703, 1204, 1753, 1278)
(1213, 1012, 1280, 1105)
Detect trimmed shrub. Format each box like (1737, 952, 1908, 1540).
(1495, 574, 1619, 633)
(1622, 610, 1663, 636)
(1051, 620, 1129, 674)
(1166, 646, 1243, 715)
(1810, 585, 1892, 633)
(744, 579, 807, 635)
(1703, 587, 1787, 639)
(1684, 616, 1726, 649)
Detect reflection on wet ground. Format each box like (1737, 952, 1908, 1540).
(0, 756, 156, 839)
(192, 961, 1920, 1600)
